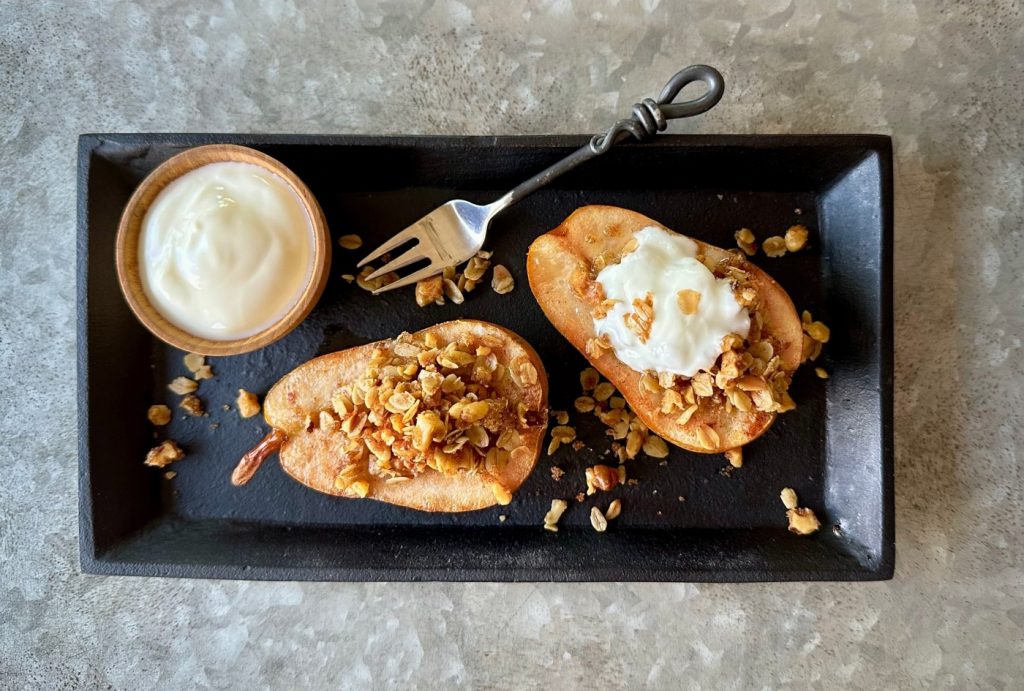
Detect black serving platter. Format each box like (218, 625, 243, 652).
(78, 134, 893, 581)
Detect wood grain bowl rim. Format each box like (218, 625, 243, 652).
(115, 144, 331, 356)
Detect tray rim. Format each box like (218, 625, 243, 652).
(77, 132, 894, 582)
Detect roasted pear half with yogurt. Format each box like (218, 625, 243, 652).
(527, 206, 802, 453)
(232, 320, 548, 512)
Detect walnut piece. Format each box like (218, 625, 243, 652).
(784, 225, 809, 252)
(762, 236, 787, 258)
(179, 394, 204, 417)
(585, 464, 620, 494)
(147, 404, 172, 426)
(236, 389, 261, 418)
(787, 507, 821, 535)
(144, 440, 184, 468)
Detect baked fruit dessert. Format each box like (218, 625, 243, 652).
(231, 320, 548, 511)
(527, 206, 802, 453)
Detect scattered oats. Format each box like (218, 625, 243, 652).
(236, 389, 261, 418)
(580, 368, 600, 392)
(144, 440, 184, 468)
(725, 448, 743, 468)
(490, 482, 513, 506)
(787, 507, 821, 535)
(815, 367, 829, 379)
(593, 382, 615, 402)
(794, 207, 802, 215)
(163, 471, 177, 480)
(168, 376, 198, 395)
(780, 487, 799, 509)
(183, 352, 205, 373)
(179, 394, 205, 417)
(499, 515, 507, 523)
(338, 234, 363, 250)
(574, 395, 596, 413)
(802, 310, 812, 324)
(762, 235, 787, 258)
(547, 437, 563, 456)
(590, 506, 608, 532)
(442, 278, 465, 304)
(464, 255, 490, 282)
(415, 275, 444, 307)
(605, 499, 622, 520)
(491, 264, 515, 294)
(544, 499, 569, 532)
(552, 425, 576, 442)
(642, 434, 669, 458)
(696, 424, 720, 450)
(341, 274, 355, 283)
(193, 364, 214, 381)
(551, 410, 570, 425)
(804, 320, 831, 343)
(678, 496, 685, 502)
(147, 404, 172, 426)
(785, 224, 809, 252)
(550, 466, 565, 481)
(609, 396, 626, 410)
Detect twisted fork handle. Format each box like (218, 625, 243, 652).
(490, 65, 724, 213)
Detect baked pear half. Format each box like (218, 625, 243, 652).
(232, 319, 548, 512)
(527, 205, 802, 453)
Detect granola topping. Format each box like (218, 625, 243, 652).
(305, 330, 546, 498)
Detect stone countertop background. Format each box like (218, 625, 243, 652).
(1, 0, 1021, 688)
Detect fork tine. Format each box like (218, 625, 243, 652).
(364, 245, 428, 281)
(356, 226, 422, 268)
(372, 264, 443, 295)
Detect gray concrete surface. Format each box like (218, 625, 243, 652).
(1, 0, 1022, 688)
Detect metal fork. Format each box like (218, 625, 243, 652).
(357, 64, 725, 293)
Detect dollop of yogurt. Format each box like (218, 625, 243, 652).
(592, 226, 749, 377)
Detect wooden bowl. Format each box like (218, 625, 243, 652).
(115, 144, 331, 356)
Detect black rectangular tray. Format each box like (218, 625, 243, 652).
(78, 133, 893, 581)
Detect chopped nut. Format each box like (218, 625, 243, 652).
(574, 396, 596, 413)
(193, 364, 214, 380)
(725, 448, 743, 468)
(179, 394, 204, 417)
(815, 367, 829, 379)
(580, 367, 600, 391)
(780, 487, 799, 509)
(415, 276, 444, 307)
(163, 470, 177, 480)
(544, 499, 569, 531)
(593, 382, 615, 402)
(642, 435, 669, 458)
(147, 404, 172, 426)
(550, 466, 565, 481)
(784, 225, 809, 252)
(762, 236, 787, 258)
(676, 289, 702, 315)
(338, 234, 363, 250)
(491, 264, 515, 294)
(734, 228, 757, 256)
(168, 377, 198, 395)
(236, 389, 261, 418)
(590, 506, 608, 532)
(605, 499, 622, 520)
(144, 440, 184, 468)
(499, 515, 507, 522)
(787, 507, 821, 535)
(585, 464, 620, 494)
(183, 353, 205, 373)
